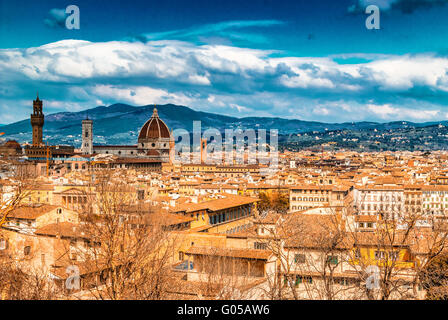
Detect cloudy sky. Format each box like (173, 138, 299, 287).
(1, 0, 448, 124)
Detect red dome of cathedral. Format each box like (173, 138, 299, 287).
(138, 108, 170, 140)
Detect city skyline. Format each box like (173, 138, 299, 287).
(1, 1, 448, 304)
(1, 1, 448, 124)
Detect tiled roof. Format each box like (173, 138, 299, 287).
(186, 246, 273, 260)
(35, 222, 89, 239)
(172, 195, 258, 213)
(8, 205, 58, 220)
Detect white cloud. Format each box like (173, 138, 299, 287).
(367, 103, 440, 120)
(91, 85, 195, 107)
(2, 39, 448, 123)
(2, 39, 448, 95)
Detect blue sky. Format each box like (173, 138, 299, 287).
(1, 0, 448, 123)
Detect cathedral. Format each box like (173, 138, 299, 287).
(81, 106, 174, 163)
(1, 96, 174, 174)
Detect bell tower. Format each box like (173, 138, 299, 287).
(82, 117, 93, 155)
(30, 93, 44, 146)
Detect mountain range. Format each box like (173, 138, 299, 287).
(1, 103, 447, 150)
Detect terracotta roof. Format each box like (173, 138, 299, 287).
(147, 149, 160, 156)
(172, 195, 258, 214)
(7, 205, 58, 220)
(51, 258, 114, 279)
(118, 206, 195, 226)
(421, 185, 448, 191)
(138, 108, 170, 140)
(355, 215, 378, 223)
(186, 246, 273, 260)
(35, 222, 90, 239)
(283, 214, 351, 250)
(112, 158, 163, 164)
(24, 184, 54, 191)
(3, 140, 21, 149)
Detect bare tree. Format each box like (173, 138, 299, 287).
(0, 163, 34, 227)
(187, 248, 261, 300)
(64, 169, 181, 300)
(348, 194, 448, 300)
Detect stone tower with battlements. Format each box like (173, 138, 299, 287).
(30, 94, 44, 146)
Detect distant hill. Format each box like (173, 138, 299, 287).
(1, 103, 447, 150)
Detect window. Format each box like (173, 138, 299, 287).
(375, 250, 386, 260)
(354, 248, 361, 259)
(0, 239, 7, 250)
(327, 255, 339, 265)
(297, 276, 313, 284)
(295, 275, 302, 286)
(339, 278, 350, 286)
(179, 251, 184, 261)
(389, 251, 399, 261)
(24, 246, 31, 256)
(294, 253, 305, 264)
(254, 242, 267, 250)
(137, 190, 145, 200)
